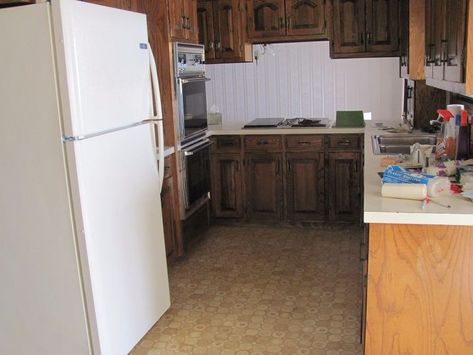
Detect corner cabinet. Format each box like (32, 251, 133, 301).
(331, 0, 400, 58)
(246, 0, 329, 42)
(197, 0, 252, 63)
(210, 133, 363, 223)
(169, 0, 199, 42)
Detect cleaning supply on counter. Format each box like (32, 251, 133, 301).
(435, 109, 456, 160)
(381, 183, 427, 200)
(424, 160, 457, 177)
(455, 110, 470, 160)
(426, 177, 452, 197)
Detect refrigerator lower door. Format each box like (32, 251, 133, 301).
(67, 124, 170, 355)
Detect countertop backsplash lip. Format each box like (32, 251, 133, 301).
(205, 41, 403, 128)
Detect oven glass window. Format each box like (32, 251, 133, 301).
(182, 80, 208, 139)
(185, 146, 210, 208)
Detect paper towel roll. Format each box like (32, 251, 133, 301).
(381, 183, 427, 200)
(447, 104, 464, 117)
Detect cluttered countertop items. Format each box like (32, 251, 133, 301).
(364, 104, 473, 226)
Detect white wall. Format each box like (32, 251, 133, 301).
(205, 41, 403, 126)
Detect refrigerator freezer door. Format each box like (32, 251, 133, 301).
(69, 124, 170, 355)
(51, 0, 153, 137)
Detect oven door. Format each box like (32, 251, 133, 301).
(182, 138, 212, 211)
(177, 77, 210, 145)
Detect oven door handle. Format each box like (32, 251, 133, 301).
(179, 77, 211, 84)
(183, 139, 213, 156)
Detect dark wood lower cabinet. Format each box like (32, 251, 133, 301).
(286, 152, 325, 221)
(210, 134, 363, 223)
(245, 153, 284, 220)
(161, 176, 179, 262)
(328, 151, 361, 222)
(210, 153, 244, 218)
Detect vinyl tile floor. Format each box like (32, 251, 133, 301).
(131, 224, 363, 355)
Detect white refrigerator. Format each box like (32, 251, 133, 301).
(0, 1, 170, 354)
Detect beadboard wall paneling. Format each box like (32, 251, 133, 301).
(205, 42, 403, 126)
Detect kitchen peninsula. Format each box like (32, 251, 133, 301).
(362, 122, 473, 354)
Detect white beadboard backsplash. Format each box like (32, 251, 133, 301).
(205, 41, 403, 126)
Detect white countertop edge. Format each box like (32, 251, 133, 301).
(208, 126, 365, 135)
(364, 211, 473, 226)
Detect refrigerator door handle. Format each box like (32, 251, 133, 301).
(148, 43, 165, 193)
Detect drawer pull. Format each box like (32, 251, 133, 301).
(221, 141, 235, 146)
(297, 141, 311, 145)
(257, 140, 269, 145)
(338, 140, 352, 146)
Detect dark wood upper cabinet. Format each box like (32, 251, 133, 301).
(245, 153, 284, 220)
(425, 0, 468, 89)
(444, 0, 467, 83)
(247, 0, 286, 39)
(169, 0, 199, 42)
(285, 0, 327, 36)
(198, 1, 216, 59)
(365, 0, 399, 53)
(198, 0, 252, 63)
(81, 0, 131, 8)
(331, 0, 400, 58)
(332, 0, 365, 55)
(286, 152, 325, 221)
(399, 0, 408, 78)
(247, 0, 328, 42)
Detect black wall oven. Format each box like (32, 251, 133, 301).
(174, 43, 210, 147)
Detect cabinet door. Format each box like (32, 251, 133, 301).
(161, 177, 178, 261)
(365, 0, 400, 53)
(328, 151, 361, 222)
(247, 0, 286, 39)
(286, 152, 325, 221)
(424, 0, 435, 79)
(211, 154, 244, 218)
(285, 0, 327, 37)
(432, 0, 446, 80)
(186, 0, 199, 42)
(214, 0, 243, 59)
(444, 0, 467, 83)
(246, 153, 284, 220)
(169, 0, 187, 41)
(81, 0, 131, 9)
(198, 1, 216, 59)
(332, 0, 365, 55)
(399, 0, 409, 77)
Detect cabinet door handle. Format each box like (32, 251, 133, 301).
(287, 160, 292, 172)
(235, 160, 240, 172)
(338, 140, 352, 146)
(208, 41, 214, 50)
(360, 32, 364, 45)
(276, 160, 280, 175)
(287, 16, 291, 30)
(181, 16, 185, 29)
(216, 41, 221, 50)
(298, 141, 311, 145)
(279, 17, 284, 30)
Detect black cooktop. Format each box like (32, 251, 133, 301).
(243, 117, 327, 128)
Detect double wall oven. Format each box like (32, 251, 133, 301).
(174, 43, 211, 217)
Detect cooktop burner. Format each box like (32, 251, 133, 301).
(280, 118, 327, 127)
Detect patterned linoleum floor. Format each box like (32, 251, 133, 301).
(131, 224, 363, 355)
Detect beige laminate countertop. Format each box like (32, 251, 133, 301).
(363, 122, 473, 226)
(207, 123, 365, 135)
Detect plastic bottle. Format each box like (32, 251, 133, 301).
(456, 110, 470, 160)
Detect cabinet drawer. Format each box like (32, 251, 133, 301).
(164, 155, 173, 179)
(329, 135, 360, 149)
(212, 136, 241, 153)
(286, 135, 324, 151)
(244, 135, 282, 151)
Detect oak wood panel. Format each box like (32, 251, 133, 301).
(247, 0, 286, 39)
(214, 0, 242, 59)
(466, 0, 473, 95)
(365, 224, 473, 355)
(431, 0, 446, 80)
(365, 0, 399, 53)
(168, 0, 187, 40)
(408, 0, 425, 80)
(332, 0, 365, 55)
(286, 152, 325, 221)
(210, 153, 244, 218)
(328, 151, 360, 221)
(186, 0, 199, 42)
(245, 152, 284, 220)
(285, 0, 327, 37)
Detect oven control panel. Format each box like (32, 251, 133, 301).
(174, 43, 206, 77)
